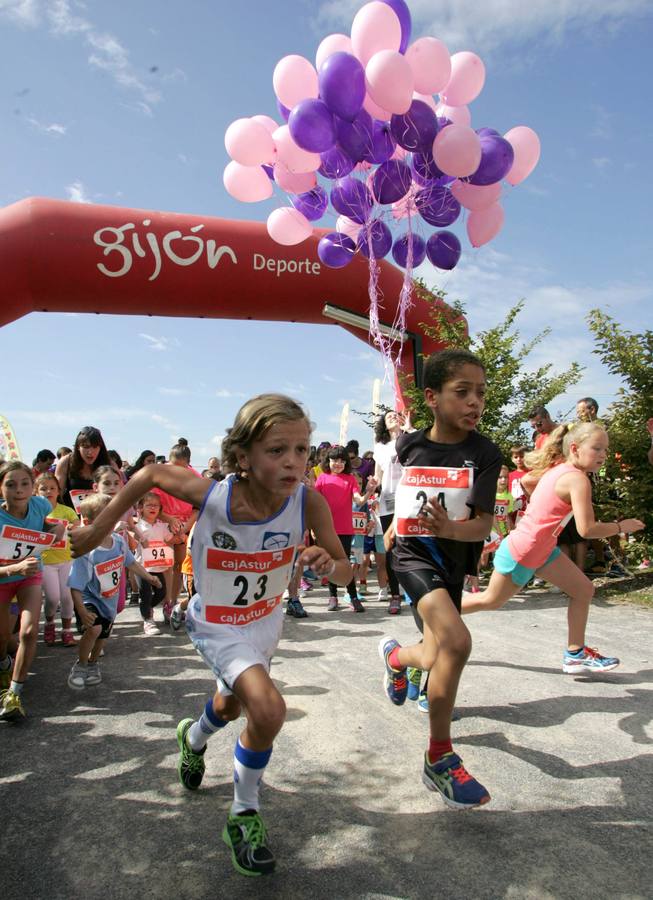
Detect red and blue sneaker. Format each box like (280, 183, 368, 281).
(378, 636, 408, 705)
(422, 751, 491, 809)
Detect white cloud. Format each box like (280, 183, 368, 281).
(27, 116, 66, 136)
(158, 387, 185, 396)
(592, 157, 611, 171)
(215, 388, 246, 399)
(0, 0, 160, 112)
(139, 333, 169, 352)
(66, 180, 90, 203)
(322, 374, 338, 383)
(317, 0, 650, 53)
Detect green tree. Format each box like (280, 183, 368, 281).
(401, 279, 584, 456)
(587, 309, 653, 538)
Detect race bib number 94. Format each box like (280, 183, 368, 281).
(395, 467, 474, 537)
(142, 541, 173, 570)
(0, 524, 56, 565)
(203, 545, 296, 626)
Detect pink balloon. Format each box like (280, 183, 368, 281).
(251, 114, 279, 136)
(273, 125, 321, 174)
(223, 161, 273, 203)
(441, 52, 485, 107)
(391, 144, 408, 160)
(273, 55, 318, 109)
(436, 103, 471, 127)
(273, 164, 317, 194)
(363, 92, 392, 121)
(267, 207, 313, 246)
(467, 203, 505, 248)
(504, 126, 541, 185)
(316, 33, 353, 70)
(336, 215, 362, 242)
(392, 192, 417, 220)
(365, 50, 414, 115)
(413, 92, 438, 114)
(406, 37, 451, 94)
(433, 124, 481, 178)
(351, 1, 401, 66)
(225, 118, 276, 166)
(451, 179, 502, 211)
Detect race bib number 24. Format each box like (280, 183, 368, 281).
(395, 466, 474, 537)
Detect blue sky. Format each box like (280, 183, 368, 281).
(1, 0, 652, 465)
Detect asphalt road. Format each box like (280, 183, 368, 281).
(1, 578, 651, 900)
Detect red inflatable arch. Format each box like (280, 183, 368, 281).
(0, 197, 458, 395)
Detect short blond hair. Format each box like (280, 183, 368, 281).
(79, 492, 112, 522)
(222, 394, 312, 475)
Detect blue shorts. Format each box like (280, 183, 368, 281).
(363, 535, 385, 555)
(494, 541, 561, 587)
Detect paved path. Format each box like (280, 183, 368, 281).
(1, 580, 651, 899)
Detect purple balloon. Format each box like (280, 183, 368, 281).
(372, 160, 412, 204)
(262, 164, 274, 180)
(289, 99, 336, 153)
(362, 119, 396, 164)
(390, 100, 439, 152)
(318, 232, 356, 268)
(437, 116, 453, 129)
(468, 135, 515, 186)
(336, 108, 374, 163)
(319, 52, 366, 123)
(330, 176, 373, 224)
(319, 145, 355, 179)
(392, 232, 426, 268)
(357, 219, 393, 259)
(290, 186, 328, 222)
(277, 99, 290, 122)
(415, 185, 461, 227)
(476, 127, 500, 137)
(410, 151, 444, 185)
(381, 0, 411, 54)
(426, 231, 461, 270)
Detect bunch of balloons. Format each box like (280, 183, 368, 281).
(223, 0, 540, 273)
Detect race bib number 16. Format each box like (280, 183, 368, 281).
(203, 545, 296, 626)
(395, 466, 474, 537)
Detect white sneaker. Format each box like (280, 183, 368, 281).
(68, 661, 87, 690)
(359, 583, 368, 595)
(143, 619, 161, 636)
(377, 586, 389, 602)
(86, 662, 102, 686)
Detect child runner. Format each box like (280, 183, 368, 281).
(0, 462, 66, 720)
(67, 494, 160, 689)
(133, 492, 174, 635)
(35, 473, 79, 647)
(70, 394, 352, 877)
(315, 445, 378, 612)
(461, 423, 644, 671)
(374, 411, 407, 613)
(379, 349, 502, 809)
(171, 523, 195, 630)
(93, 464, 138, 615)
(494, 465, 514, 540)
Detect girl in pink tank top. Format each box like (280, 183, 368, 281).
(462, 423, 643, 674)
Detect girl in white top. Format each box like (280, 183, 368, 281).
(374, 410, 408, 611)
(133, 492, 174, 635)
(71, 394, 352, 878)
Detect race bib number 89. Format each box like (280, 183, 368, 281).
(203, 545, 295, 626)
(0, 524, 56, 565)
(395, 466, 474, 537)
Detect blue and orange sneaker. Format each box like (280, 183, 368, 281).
(563, 646, 620, 674)
(378, 636, 408, 705)
(422, 751, 490, 809)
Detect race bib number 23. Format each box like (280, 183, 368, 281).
(203, 545, 296, 626)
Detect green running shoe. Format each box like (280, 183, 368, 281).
(176, 718, 205, 790)
(222, 810, 275, 877)
(0, 688, 25, 722)
(407, 667, 422, 701)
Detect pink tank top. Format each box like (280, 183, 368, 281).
(506, 462, 576, 569)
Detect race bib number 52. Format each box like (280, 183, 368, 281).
(0, 524, 56, 565)
(202, 545, 296, 626)
(395, 466, 474, 537)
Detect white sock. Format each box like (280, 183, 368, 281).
(187, 698, 228, 752)
(10, 680, 23, 695)
(231, 739, 272, 815)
